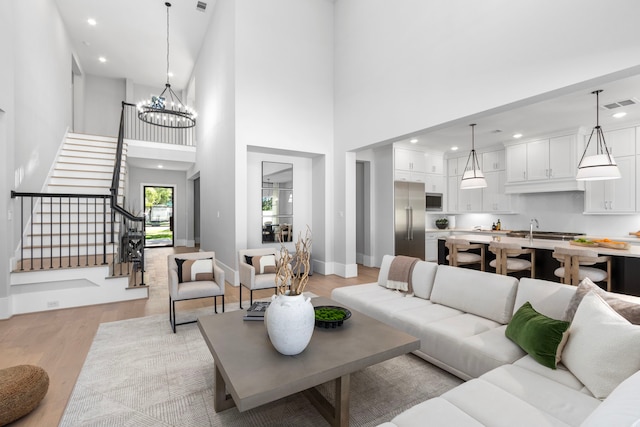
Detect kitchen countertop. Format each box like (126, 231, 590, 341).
(439, 234, 640, 258)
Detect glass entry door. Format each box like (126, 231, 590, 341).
(144, 186, 174, 248)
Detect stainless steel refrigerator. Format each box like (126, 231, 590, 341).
(394, 181, 426, 260)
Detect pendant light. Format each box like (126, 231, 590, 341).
(460, 124, 487, 189)
(576, 90, 620, 181)
(137, 2, 197, 129)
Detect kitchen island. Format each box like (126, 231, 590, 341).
(437, 234, 640, 297)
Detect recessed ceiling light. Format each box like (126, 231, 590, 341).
(158, 164, 164, 169)
(612, 112, 627, 119)
(513, 133, 523, 139)
(451, 146, 459, 151)
(98, 56, 106, 63)
(87, 18, 97, 26)
(410, 138, 418, 144)
(167, 72, 174, 78)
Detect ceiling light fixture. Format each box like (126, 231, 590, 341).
(513, 133, 523, 139)
(460, 124, 487, 189)
(87, 18, 97, 26)
(612, 111, 627, 119)
(98, 56, 106, 63)
(137, 2, 196, 129)
(410, 138, 418, 144)
(451, 146, 459, 151)
(576, 90, 620, 181)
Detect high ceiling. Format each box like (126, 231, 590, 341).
(54, 1, 640, 155)
(394, 72, 640, 153)
(55, 0, 215, 92)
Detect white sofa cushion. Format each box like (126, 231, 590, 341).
(430, 265, 518, 324)
(515, 278, 576, 320)
(580, 370, 640, 426)
(377, 255, 438, 300)
(389, 398, 484, 426)
(480, 364, 600, 426)
(562, 292, 640, 399)
(513, 356, 591, 394)
(331, 283, 404, 315)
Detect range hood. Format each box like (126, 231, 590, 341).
(504, 179, 585, 194)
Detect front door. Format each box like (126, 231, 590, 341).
(144, 186, 174, 248)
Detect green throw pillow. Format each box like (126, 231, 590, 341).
(505, 302, 570, 369)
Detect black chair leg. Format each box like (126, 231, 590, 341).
(222, 296, 225, 312)
(250, 290, 253, 306)
(171, 299, 176, 333)
(214, 296, 218, 314)
(239, 285, 243, 309)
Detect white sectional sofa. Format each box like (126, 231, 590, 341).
(331, 255, 640, 427)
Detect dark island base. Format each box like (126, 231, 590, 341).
(437, 239, 640, 297)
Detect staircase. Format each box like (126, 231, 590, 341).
(10, 132, 148, 315)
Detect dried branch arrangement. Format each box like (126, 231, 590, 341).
(275, 226, 312, 296)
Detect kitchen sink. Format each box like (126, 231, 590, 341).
(506, 231, 585, 241)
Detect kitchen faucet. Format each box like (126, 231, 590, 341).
(529, 218, 539, 242)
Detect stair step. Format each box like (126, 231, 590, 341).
(62, 144, 118, 154)
(66, 133, 118, 145)
(57, 157, 116, 167)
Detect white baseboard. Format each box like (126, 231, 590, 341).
(216, 259, 239, 287)
(0, 296, 11, 319)
(313, 260, 358, 278)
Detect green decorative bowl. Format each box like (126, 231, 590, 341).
(435, 219, 449, 229)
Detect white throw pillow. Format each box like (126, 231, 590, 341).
(562, 291, 640, 399)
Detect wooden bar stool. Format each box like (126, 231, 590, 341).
(552, 246, 612, 291)
(445, 237, 485, 271)
(489, 241, 535, 278)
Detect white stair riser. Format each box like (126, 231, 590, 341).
(57, 157, 115, 166)
(52, 170, 123, 179)
(24, 233, 118, 246)
(49, 177, 114, 187)
(60, 149, 117, 160)
(19, 246, 117, 259)
(27, 223, 121, 234)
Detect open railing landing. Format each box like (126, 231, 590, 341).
(10, 101, 197, 286)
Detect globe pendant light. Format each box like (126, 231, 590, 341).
(137, 2, 197, 129)
(460, 124, 487, 189)
(576, 90, 620, 181)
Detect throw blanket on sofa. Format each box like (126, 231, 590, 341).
(387, 256, 419, 294)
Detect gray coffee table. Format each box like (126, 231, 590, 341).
(197, 296, 419, 426)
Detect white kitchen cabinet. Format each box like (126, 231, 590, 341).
(425, 233, 439, 261)
(395, 170, 426, 183)
(585, 127, 635, 158)
(425, 174, 445, 193)
(584, 156, 635, 213)
(458, 185, 483, 212)
(447, 175, 459, 212)
(425, 153, 444, 174)
(505, 134, 580, 188)
(482, 150, 505, 172)
(549, 134, 578, 179)
(482, 170, 511, 212)
(447, 158, 459, 177)
(526, 139, 549, 181)
(395, 148, 426, 173)
(506, 143, 527, 182)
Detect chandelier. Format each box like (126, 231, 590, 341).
(137, 2, 196, 128)
(460, 124, 487, 189)
(576, 90, 620, 181)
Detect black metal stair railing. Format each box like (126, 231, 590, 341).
(10, 101, 195, 284)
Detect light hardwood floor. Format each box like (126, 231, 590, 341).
(0, 246, 379, 427)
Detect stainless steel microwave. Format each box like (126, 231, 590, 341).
(426, 192, 443, 211)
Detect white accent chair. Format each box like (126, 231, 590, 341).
(489, 241, 535, 277)
(167, 251, 225, 333)
(238, 248, 280, 309)
(445, 237, 485, 271)
(553, 246, 611, 290)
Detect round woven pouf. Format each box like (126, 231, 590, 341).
(0, 365, 49, 426)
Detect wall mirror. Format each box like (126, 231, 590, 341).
(262, 161, 293, 243)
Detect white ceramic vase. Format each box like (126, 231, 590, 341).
(265, 293, 315, 356)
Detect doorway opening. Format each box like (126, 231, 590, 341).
(144, 185, 174, 248)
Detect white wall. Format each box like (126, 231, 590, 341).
(127, 167, 190, 246)
(235, 0, 334, 271)
(193, 0, 237, 270)
(0, 2, 14, 313)
(13, 0, 73, 193)
(83, 75, 125, 137)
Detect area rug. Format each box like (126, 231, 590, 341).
(59, 302, 463, 427)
